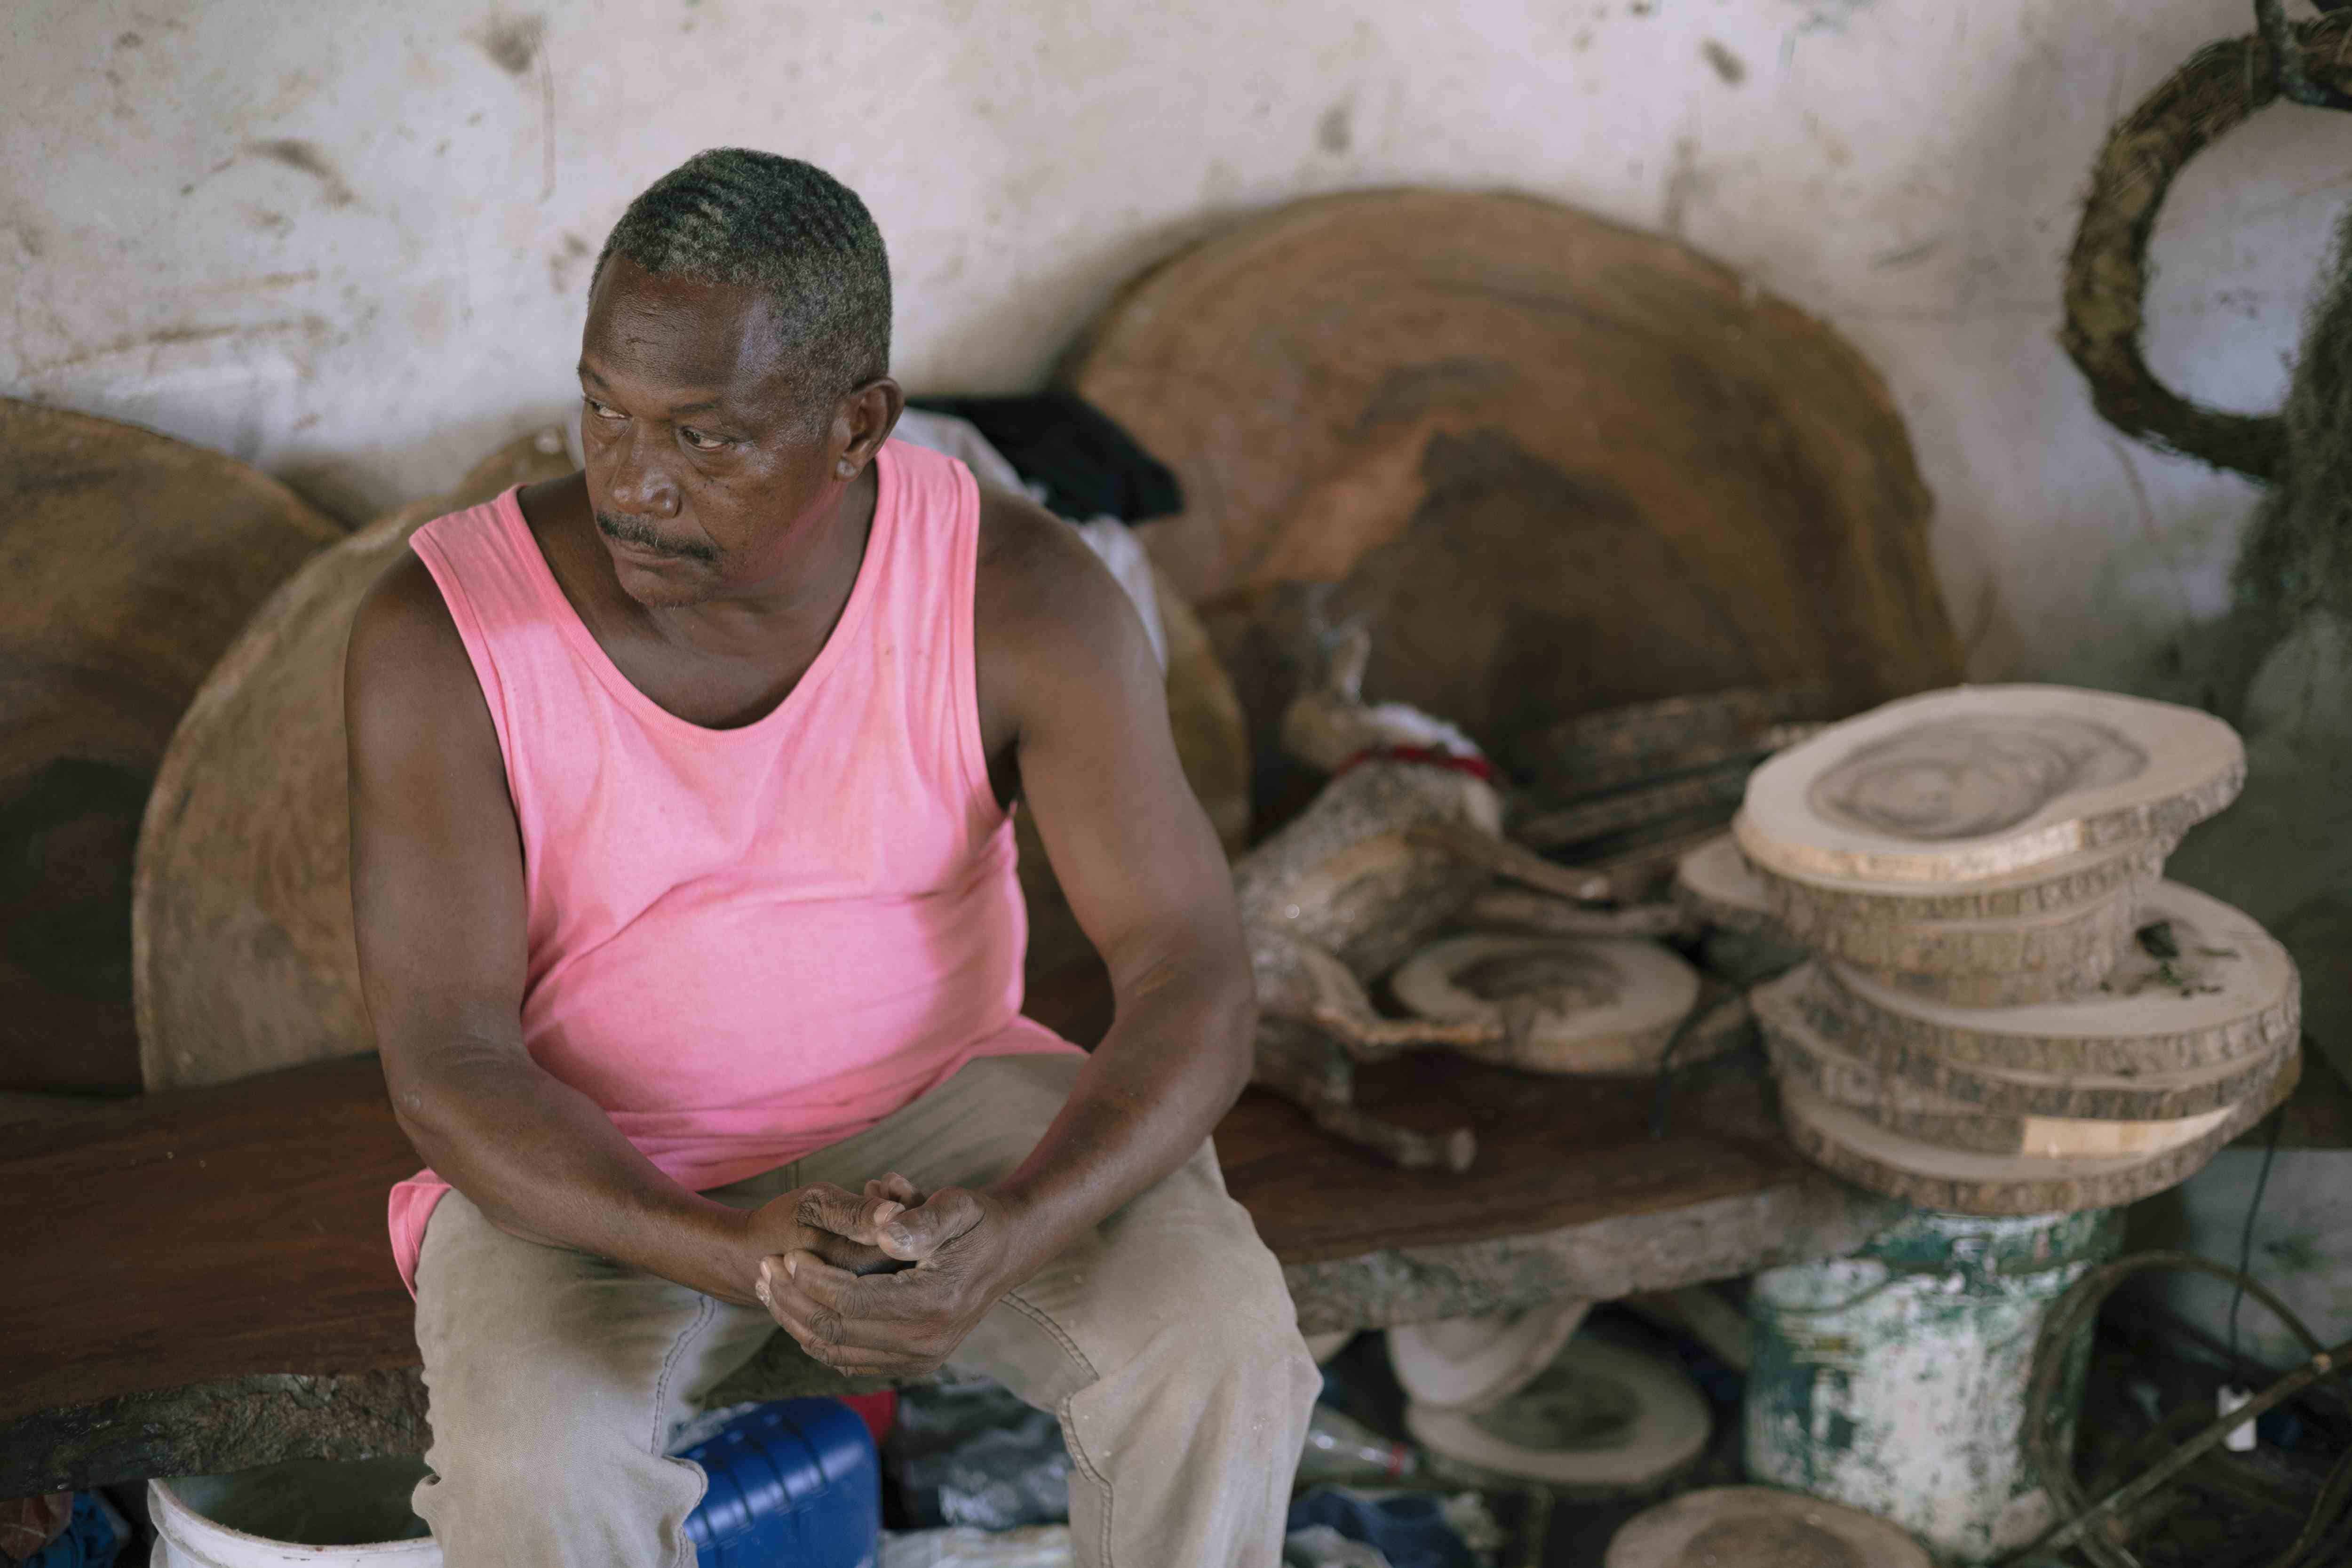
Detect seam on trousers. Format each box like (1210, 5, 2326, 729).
(650, 1294, 717, 1455)
(1005, 1290, 1112, 1566)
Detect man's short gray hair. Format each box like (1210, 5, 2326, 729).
(592, 148, 891, 408)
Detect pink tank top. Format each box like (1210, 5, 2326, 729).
(384, 440, 1076, 1293)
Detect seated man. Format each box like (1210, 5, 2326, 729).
(345, 147, 1318, 1568)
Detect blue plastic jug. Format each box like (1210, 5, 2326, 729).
(678, 1399, 880, 1568)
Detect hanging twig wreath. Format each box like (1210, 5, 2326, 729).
(2060, 6, 2352, 481)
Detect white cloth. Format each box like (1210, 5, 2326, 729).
(893, 409, 1168, 671)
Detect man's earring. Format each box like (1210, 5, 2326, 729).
(836, 459, 854, 478)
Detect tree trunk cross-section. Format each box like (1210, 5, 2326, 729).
(0, 398, 340, 1095)
(1062, 191, 1958, 823)
(1812, 882, 2302, 1078)
(1605, 1487, 1933, 1568)
(1756, 966, 2296, 1123)
(132, 433, 579, 1092)
(1776, 1061, 2296, 1216)
(1672, 834, 1788, 941)
(1760, 987, 2293, 1159)
(1390, 933, 1706, 1075)
(1735, 685, 2243, 888)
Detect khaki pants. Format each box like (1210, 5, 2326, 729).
(409, 1053, 1320, 1567)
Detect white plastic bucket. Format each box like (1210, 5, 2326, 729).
(150, 1457, 441, 1568)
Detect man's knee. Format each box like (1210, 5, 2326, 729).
(1119, 1228, 1319, 1416)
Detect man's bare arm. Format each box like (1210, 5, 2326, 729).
(346, 552, 882, 1304)
(759, 495, 1256, 1370)
(971, 501, 1256, 1281)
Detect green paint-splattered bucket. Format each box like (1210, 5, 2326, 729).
(1745, 1206, 2123, 1563)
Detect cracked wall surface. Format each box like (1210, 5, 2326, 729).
(7, 0, 2349, 1065)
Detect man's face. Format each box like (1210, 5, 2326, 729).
(575, 256, 855, 608)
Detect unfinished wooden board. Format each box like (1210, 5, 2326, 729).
(1393, 934, 1700, 1075)
(0, 399, 342, 1094)
(1604, 1486, 1932, 1568)
(1673, 834, 1784, 939)
(1816, 881, 2301, 1076)
(1758, 992, 2283, 1159)
(1757, 964, 2294, 1121)
(1736, 685, 2243, 886)
(1513, 687, 1830, 800)
(1388, 1298, 1593, 1412)
(1517, 759, 1759, 854)
(1777, 1059, 2296, 1215)
(133, 432, 574, 1091)
(1406, 1337, 1710, 1488)
(0, 1045, 1891, 1495)
(1066, 191, 1959, 821)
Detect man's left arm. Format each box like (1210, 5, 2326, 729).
(758, 498, 1258, 1374)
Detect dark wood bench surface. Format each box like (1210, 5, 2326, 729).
(3, 1045, 1891, 1494)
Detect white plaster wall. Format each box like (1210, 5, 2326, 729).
(4, 0, 2348, 690)
(9, 0, 2352, 1067)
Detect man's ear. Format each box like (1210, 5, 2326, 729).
(835, 377, 904, 474)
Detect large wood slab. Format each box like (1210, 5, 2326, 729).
(0, 1048, 1891, 1495)
(0, 399, 341, 1095)
(1063, 190, 1959, 819)
(133, 433, 575, 1091)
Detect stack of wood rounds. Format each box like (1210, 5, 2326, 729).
(1733, 685, 2242, 1005)
(1728, 685, 2299, 1214)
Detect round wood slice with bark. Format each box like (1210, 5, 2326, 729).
(1603, 1486, 1932, 1568)
(1758, 834, 2166, 940)
(1672, 834, 1785, 939)
(1735, 685, 2243, 886)
(1756, 964, 2296, 1122)
(1388, 1298, 1593, 1414)
(1758, 985, 2291, 1160)
(1796, 882, 2148, 1009)
(133, 432, 573, 1092)
(1062, 190, 1959, 822)
(1776, 1062, 2295, 1215)
(1390, 932, 1714, 1075)
(0, 398, 342, 1094)
(1812, 881, 2301, 1077)
(1405, 1337, 1712, 1489)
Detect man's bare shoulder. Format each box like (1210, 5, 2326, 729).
(969, 485, 1161, 747)
(971, 485, 1144, 663)
(349, 552, 459, 684)
(344, 549, 488, 741)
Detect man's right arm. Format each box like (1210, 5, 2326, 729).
(347, 553, 782, 1304)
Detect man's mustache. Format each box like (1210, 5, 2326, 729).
(595, 510, 718, 564)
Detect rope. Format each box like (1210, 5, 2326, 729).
(2006, 1251, 2352, 1568)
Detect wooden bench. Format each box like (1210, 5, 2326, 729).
(0, 1047, 1897, 1498)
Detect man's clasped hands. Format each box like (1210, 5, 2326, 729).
(741, 1173, 1031, 1378)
